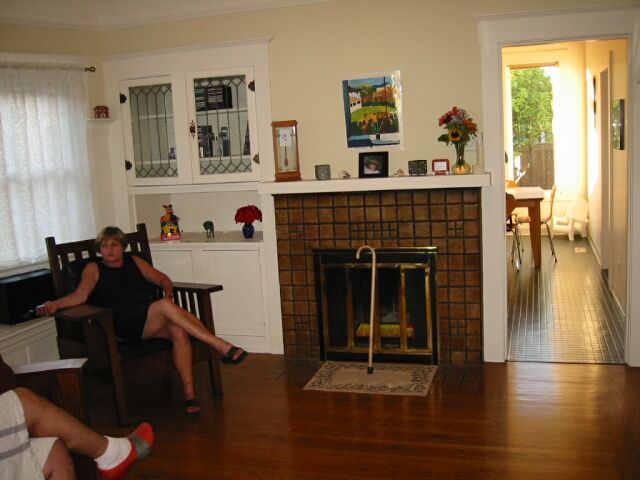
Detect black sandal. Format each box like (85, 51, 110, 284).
(222, 346, 248, 365)
(184, 399, 201, 415)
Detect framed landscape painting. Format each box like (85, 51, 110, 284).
(342, 71, 403, 148)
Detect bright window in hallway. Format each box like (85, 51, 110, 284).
(510, 65, 558, 190)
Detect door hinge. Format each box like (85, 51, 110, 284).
(120, 93, 127, 104)
(248, 80, 255, 92)
(125, 160, 132, 171)
(253, 153, 260, 164)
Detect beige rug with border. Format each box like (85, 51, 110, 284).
(303, 361, 437, 396)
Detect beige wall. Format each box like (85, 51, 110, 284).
(0, 0, 629, 180)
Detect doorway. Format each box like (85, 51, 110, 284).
(502, 39, 628, 364)
(476, 5, 640, 366)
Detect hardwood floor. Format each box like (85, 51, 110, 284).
(89, 355, 640, 479)
(507, 236, 625, 363)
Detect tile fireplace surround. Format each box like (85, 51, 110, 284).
(270, 180, 484, 366)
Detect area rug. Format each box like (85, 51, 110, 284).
(303, 361, 437, 396)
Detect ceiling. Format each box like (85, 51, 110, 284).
(0, 0, 331, 29)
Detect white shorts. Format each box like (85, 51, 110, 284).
(0, 389, 57, 480)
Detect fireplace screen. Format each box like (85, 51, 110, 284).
(314, 248, 437, 364)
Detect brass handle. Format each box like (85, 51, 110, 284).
(189, 120, 196, 139)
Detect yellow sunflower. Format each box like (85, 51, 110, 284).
(448, 128, 463, 143)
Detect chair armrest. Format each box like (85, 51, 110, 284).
(12, 358, 88, 376)
(55, 305, 113, 322)
(14, 358, 89, 422)
(173, 282, 223, 294)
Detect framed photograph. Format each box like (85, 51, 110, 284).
(432, 158, 450, 175)
(341, 71, 403, 148)
(358, 152, 389, 178)
(612, 99, 625, 150)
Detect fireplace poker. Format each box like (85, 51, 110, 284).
(356, 245, 377, 374)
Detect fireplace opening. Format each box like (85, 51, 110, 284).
(314, 247, 438, 364)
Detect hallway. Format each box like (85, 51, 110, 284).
(507, 236, 625, 363)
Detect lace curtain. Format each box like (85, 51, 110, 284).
(0, 65, 96, 269)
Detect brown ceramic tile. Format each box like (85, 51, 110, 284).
(280, 286, 294, 301)
(396, 191, 412, 205)
(365, 207, 381, 222)
(463, 189, 479, 203)
(279, 270, 292, 285)
(303, 196, 318, 208)
(430, 190, 445, 204)
(466, 288, 481, 303)
(397, 206, 413, 221)
(381, 206, 397, 221)
(318, 208, 334, 223)
(448, 239, 464, 254)
(447, 204, 463, 220)
(289, 209, 303, 224)
(464, 238, 480, 253)
(430, 205, 446, 221)
(319, 224, 335, 239)
(334, 208, 349, 223)
(364, 193, 381, 206)
(292, 270, 306, 284)
(291, 256, 306, 269)
(466, 319, 481, 335)
(304, 209, 319, 224)
(290, 240, 305, 255)
(466, 302, 481, 319)
(446, 189, 462, 204)
(348, 194, 364, 206)
(450, 303, 466, 319)
(381, 192, 397, 205)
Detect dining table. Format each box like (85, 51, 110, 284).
(506, 186, 546, 268)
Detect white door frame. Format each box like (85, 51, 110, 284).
(476, 5, 640, 366)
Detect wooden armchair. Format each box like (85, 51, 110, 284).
(14, 358, 97, 480)
(45, 223, 223, 426)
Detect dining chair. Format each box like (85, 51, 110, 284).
(517, 184, 557, 262)
(506, 193, 522, 271)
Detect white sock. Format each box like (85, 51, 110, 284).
(95, 436, 132, 469)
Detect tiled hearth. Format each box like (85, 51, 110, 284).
(274, 188, 482, 365)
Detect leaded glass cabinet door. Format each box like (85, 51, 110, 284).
(120, 76, 190, 186)
(186, 67, 260, 183)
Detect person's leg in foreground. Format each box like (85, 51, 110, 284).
(13, 387, 154, 479)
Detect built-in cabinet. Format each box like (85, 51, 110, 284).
(100, 40, 280, 354)
(120, 67, 259, 186)
(151, 233, 268, 352)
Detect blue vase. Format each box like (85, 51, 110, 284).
(242, 223, 254, 240)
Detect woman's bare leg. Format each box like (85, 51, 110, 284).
(146, 321, 196, 400)
(142, 298, 238, 358)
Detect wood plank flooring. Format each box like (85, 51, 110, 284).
(89, 355, 640, 479)
(507, 236, 625, 363)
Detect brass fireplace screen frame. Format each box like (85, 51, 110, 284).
(314, 248, 438, 364)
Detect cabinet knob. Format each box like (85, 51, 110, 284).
(253, 154, 260, 164)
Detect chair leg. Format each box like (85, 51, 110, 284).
(545, 222, 557, 262)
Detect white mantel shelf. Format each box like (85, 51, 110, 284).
(258, 173, 492, 195)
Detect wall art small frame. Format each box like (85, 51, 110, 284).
(612, 99, 625, 150)
(358, 152, 389, 178)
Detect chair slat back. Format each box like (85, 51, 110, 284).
(46, 224, 152, 298)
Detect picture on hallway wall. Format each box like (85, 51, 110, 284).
(612, 99, 624, 150)
(341, 71, 403, 148)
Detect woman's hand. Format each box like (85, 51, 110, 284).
(37, 301, 58, 316)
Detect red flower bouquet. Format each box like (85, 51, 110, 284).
(235, 205, 262, 224)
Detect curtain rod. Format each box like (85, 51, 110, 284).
(0, 62, 95, 72)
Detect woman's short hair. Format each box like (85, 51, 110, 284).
(94, 226, 127, 251)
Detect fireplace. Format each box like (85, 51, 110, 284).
(273, 188, 482, 365)
(314, 247, 438, 364)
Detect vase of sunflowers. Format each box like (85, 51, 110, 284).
(437, 106, 478, 174)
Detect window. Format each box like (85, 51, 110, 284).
(0, 64, 96, 270)
(509, 65, 557, 189)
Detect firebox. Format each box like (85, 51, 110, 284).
(314, 247, 438, 364)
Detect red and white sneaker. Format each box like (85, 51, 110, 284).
(99, 422, 155, 480)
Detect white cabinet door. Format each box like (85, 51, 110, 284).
(197, 249, 266, 351)
(151, 249, 195, 282)
(120, 75, 192, 186)
(185, 67, 260, 184)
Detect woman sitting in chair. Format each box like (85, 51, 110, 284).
(38, 226, 247, 415)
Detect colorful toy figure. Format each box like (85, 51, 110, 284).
(160, 204, 181, 241)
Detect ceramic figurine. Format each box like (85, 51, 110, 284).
(161, 204, 181, 241)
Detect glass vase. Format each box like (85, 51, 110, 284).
(451, 141, 471, 175)
(242, 222, 255, 240)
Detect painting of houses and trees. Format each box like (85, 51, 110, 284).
(342, 71, 403, 148)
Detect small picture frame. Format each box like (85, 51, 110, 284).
(358, 152, 389, 178)
(612, 99, 625, 150)
(408, 159, 428, 176)
(432, 158, 450, 175)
